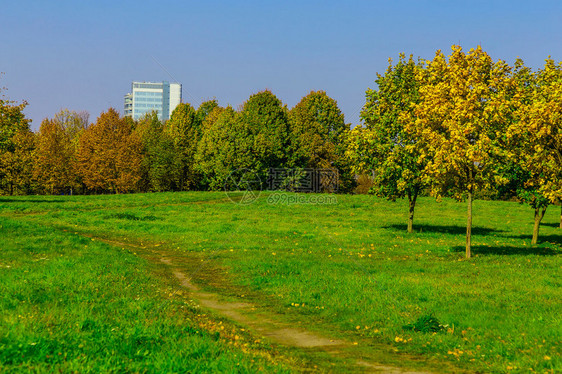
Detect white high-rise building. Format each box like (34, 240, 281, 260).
(124, 81, 182, 121)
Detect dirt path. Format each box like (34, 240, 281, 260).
(159, 255, 439, 374)
(163, 257, 346, 349)
(73, 232, 462, 373)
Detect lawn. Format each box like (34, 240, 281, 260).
(0, 198, 296, 373)
(1, 192, 560, 373)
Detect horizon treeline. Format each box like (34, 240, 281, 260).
(0, 89, 355, 196)
(0, 46, 560, 203)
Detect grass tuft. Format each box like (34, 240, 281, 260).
(104, 212, 161, 221)
(402, 314, 444, 333)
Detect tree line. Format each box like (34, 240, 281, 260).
(348, 45, 562, 256)
(1, 46, 561, 255)
(0, 89, 353, 196)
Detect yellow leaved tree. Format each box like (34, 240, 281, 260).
(410, 46, 515, 258)
(506, 58, 562, 244)
(34, 110, 88, 194)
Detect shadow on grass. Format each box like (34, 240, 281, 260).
(508, 234, 562, 245)
(452, 245, 560, 256)
(540, 222, 561, 229)
(384, 224, 504, 236)
(0, 198, 65, 203)
(104, 212, 162, 222)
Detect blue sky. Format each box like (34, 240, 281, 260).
(1, 0, 561, 130)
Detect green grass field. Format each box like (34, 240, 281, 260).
(1, 192, 560, 373)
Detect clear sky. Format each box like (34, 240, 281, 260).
(1, 0, 561, 131)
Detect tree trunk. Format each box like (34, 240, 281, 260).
(532, 206, 547, 245)
(466, 188, 473, 259)
(407, 192, 417, 234)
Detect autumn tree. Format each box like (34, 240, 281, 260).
(76, 108, 142, 193)
(353, 54, 426, 232)
(165, 103, 199, 190)
(0, 78, 34, 195)
(506, 58, 562, 244)
(54, 109, 89, 144)
(34, 110, 87, 194)
(0, 89, 29, 152)
(410, 46, 514, 258)
(0, 130, 35, 195)
(35, 118, 74, 194)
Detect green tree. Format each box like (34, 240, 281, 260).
(195, 99, 219, 128)
(239, 90, 290, 183)
(288, 90, 354, 192)
(289, 91, 346, 168)
(135, 111, 175, 192)
(165, 103, 198, 190)
(354, 54, 426, 232)
(195, 106, 253, 190)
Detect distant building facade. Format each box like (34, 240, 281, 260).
(124, 81, 182, 121)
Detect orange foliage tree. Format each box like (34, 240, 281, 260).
(77, 108, 142, 193)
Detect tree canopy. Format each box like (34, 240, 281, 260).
(408, 46, 516, 256)
(0, 77, 33, 195)
(353, 54, 426, 232)
(77, 108, 142, 193)
(165, 103, 199, 190)
(239, 90, 290, 182)
(289, 90, 347, 169)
